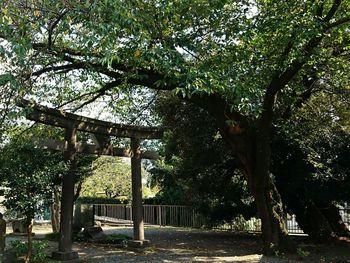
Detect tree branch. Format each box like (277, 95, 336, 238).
(129, 91, 160, 124)
(72, 80, 122, 111)
(262, 0, 344, 121)
(29, 44, 175, 94)
(323, 0, 341, 22)
(326, 16, 350, 29)
(31, 63, 85, 77)
(281, 76, 318, 119)
(188, 93, 249, 130)
(48, 9, 69, 46)
(316, 1, 325, 17)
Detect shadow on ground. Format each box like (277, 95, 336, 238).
(3, 225, 350, 262)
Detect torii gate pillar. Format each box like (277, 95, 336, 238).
(129, 138, 150, 247)
(52, 128, 79, 260)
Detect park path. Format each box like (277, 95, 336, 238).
(4, 225, 350, 262)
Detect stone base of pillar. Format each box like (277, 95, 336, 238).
(128, 239, 151, 248)
(52, 251, 79, 261)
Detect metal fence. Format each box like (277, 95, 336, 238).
(93, 204, 350, 235)
(93, 204, 206, 228)
(340, 208, 350, 228)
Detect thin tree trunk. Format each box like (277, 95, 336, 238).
(25, 219, 33, 263)
(50, 203, 58, 233)
(51, 189, 61, 233)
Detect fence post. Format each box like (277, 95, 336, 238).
(159, 206, 161, 226)
(92, 204, 95, 226)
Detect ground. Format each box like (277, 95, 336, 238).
(3, 224, 350, 262)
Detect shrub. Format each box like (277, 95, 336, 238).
(9, 240, 48, 263)
(98, 234, 132, 245)
(76, 197, 128, 204)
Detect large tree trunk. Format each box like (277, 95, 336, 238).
(247, 134, 294, 254)
(252, 178, 292, 254)
(296, 200, 333, 240)
(224, 128, 294, 255)
(190, 91, 295, 254)
(292, 201, 349, 240)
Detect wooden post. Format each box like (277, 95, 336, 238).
(52, 128, 79, 261)
(129, 138, 149, 247)
(92, 204, 95, 227)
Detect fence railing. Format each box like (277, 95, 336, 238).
(93, 204, 350, 235)
(340, 208, 350, 228)
(93, 204, 206, 228)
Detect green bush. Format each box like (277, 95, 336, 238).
(9, 240, 48, 263)
(143, 197, 163, 205)
(76, 197, 128, 204)
(9, 240, 27, 258)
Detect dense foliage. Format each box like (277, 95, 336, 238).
(151, 95, 256, 223)
(153, 92, 350, 236)
(0, 137, 66, 220)
(272, 89, 350, 238)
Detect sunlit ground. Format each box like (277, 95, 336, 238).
(3, 223, 350, 262)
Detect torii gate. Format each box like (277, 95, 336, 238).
(19, 99, 163, 261)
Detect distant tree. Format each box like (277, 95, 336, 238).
(0, 125, 97, 234)
(81, 155, 155, 201)
(81, 156, 132, 200)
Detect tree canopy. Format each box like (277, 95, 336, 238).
(0, 1, 348, 109)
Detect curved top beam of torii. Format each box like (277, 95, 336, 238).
(18, 99, 163, 140)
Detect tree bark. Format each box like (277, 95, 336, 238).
(221, 126, 294, 255)
(247, 134, 294, 254)
(51, 188, 61, 233)
(190, 91, 295, 254)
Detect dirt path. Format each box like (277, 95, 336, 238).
(4, 225, 350, 262)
